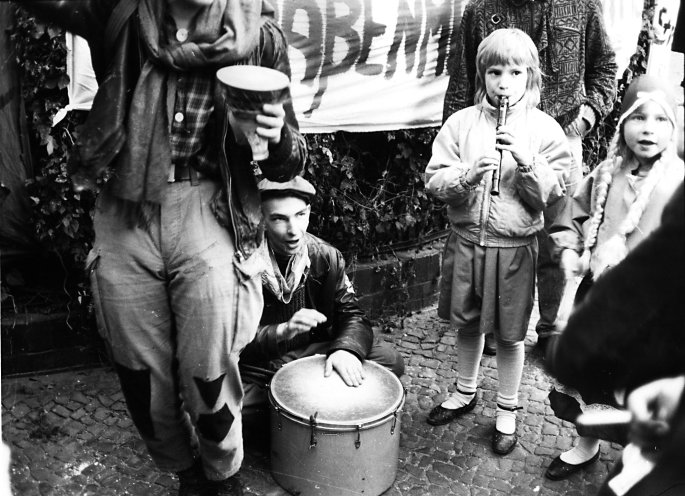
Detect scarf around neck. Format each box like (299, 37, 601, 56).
(259, 241, 311, 305)
(110, 0, 262, 206)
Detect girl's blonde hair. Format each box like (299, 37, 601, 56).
(474, 28, 542, 107)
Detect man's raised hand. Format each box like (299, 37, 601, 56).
(279, 308, 327, 340)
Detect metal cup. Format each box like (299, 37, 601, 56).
(216, 65, 290, 161)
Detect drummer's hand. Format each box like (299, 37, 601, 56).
(281, 308, 327, 339)
(325, 350, 365, 387)
(256, 103, 285, 145)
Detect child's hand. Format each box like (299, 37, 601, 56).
(560, 249, 582, 279)
(466, 154, 499, 184)
(496, 124, 534, 168)
(256, 103, 286, 145)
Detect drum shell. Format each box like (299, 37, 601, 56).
(268, 403, 402, 496)
(267, 355, 405, 496)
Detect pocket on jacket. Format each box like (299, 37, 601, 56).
(553, 25, 582, 60)
(233, 241, 268, 284)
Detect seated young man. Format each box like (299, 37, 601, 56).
(241, 177, 404, 414)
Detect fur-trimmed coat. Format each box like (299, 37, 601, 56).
(548, 155, 684, 261)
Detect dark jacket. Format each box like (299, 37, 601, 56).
(17, 0, 306, 260)
(241, 233, 374, 367)
(546, 182, 685, 398)
(443, 0, 617, 128)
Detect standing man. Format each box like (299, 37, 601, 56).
(443, 0, 618, 353)
(241, 177, 404, 414)
(14, 0, 306, 495)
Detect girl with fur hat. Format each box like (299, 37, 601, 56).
(544, 75, 684, 480)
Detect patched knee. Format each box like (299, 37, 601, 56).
(197, 404, 234, 443)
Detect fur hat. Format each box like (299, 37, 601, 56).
(618, 75, 677, 128)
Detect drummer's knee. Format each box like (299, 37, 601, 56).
(387, 353, 405, 378)
(367, 340, 405, 378)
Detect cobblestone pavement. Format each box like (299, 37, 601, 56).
(2, 305, 621, 496)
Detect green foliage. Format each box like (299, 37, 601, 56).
(11, 10, 95, 274)
(304, 128, 447, 260)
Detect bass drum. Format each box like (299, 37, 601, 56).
(267, 354, 405, 496)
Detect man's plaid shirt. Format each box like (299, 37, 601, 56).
(165, 16, 218, 175)
(168, 71, 217, 174)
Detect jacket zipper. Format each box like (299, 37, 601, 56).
(221, 116, 245, 262)
(479, 183, 491, 247)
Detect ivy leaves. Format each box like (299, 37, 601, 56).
(303, 128, 447, 261)
(12, 9, 94, 269)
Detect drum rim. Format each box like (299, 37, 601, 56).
(268, 391, 406, 431)
(267, 355, 405, 427)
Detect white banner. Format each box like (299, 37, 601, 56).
(61, 0, 647, 133)
(62, 0, 466, 133)
(271, 0, 464, 132)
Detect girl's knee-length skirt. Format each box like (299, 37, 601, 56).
(437, 231, 538, 343)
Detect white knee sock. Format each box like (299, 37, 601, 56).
(440, 332, 483, 409)
(560, 436, 600, 465)
(495, 406, 517, 434)
(495, 339, 525, 434)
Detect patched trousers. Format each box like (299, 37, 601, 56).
(86, 180, 263, 481)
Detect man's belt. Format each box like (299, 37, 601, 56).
(168, 162, 203, 184)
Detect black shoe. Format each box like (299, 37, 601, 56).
(177, 461, 210, 496)
(209, 475, 244, 496)
(483, 334, 497, 355)
(545, 451, 600, 480)
(427, 393, 477, 426)
(492, 428, 518, 455)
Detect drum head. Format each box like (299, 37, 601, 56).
(269, 355, 404, 426)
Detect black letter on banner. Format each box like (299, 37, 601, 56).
(281, 1, 324, 83)
(386, 0, 420, 79)
(322, 0, 362, 77)
(417, 1, 452, 77)
(306, 0, 362, 116)
(356, 0, 386, 76)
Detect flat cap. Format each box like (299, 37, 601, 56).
(257, 176, 316, 199)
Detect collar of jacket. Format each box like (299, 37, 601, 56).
(478, 95, 529, 121)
